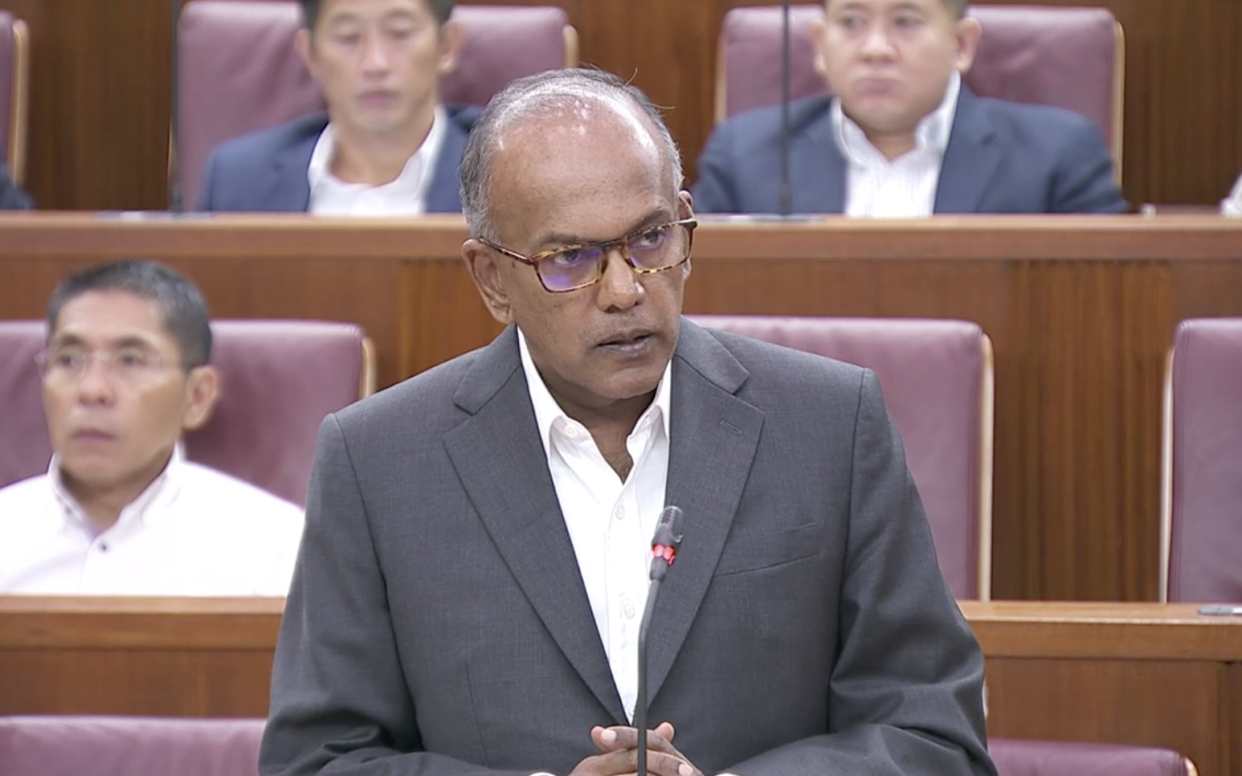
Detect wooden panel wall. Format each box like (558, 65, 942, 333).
(4, 0, 1241, 211)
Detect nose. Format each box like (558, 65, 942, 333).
(860, 23, 896, 60)
(360, 32, 391, 75)
(74, 356, 116, 406)
(594, 247, 643, 312)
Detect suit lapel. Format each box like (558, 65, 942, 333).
(789, 107, 846, 214)
(643, 321, 764, 703)
(443, 328, 626, 723)
(264, 120, 320, 212)
(425, 113, 467, 213)
(934, 87, 1000, 214)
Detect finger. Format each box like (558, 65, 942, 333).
(599, 726, 679, 754)
(654, 721, 675, 742)
(569, 749, 645, 776)
(643, 750, 700, 776)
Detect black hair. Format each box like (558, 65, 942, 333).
(299, 0, 456, 29)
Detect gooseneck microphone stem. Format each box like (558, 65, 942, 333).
(635, 505, 683, 776)
(169, 0, 183, 212)
(778, 0, 792, 216)
(635, 577, 662, 776)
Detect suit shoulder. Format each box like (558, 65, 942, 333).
(331, 346, 486, 436)
(709, 95, 834, 149)
(977, 98, 1104, 147)
(704, 327, 867, 393)
(206, 112, 329, 169)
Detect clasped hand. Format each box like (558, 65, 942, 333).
(567, 721, 703, 776)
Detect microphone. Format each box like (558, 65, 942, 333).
(778, 0, 792, 216)
(636, 505, 685, 776)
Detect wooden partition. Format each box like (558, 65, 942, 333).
(3, 0, 1241, 210)
(3, 598, 1238, 776)
(4, 213, 1242, 600)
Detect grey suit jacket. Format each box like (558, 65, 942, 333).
(692, 86, 1128, 215)
(261, 320, 993, 776)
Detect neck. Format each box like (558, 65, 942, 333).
(865, 130, 917, 161)
(61, 449, 174, 531)
(330, 108, 437, 186)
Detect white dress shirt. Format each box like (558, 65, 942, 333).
(518, 329, 672, 723)
(832, 72, 961, 217)
(1223, 172, 1242, 216)
(307, 105, 447, 216)
(0, 445, 304, 596)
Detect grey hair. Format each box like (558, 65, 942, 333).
(459, 68, 684, 241)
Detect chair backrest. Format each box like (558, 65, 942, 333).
(688, 315, 993, 600)
(0, 10, 29, 182)
(1161, 318, 1242, 603)
(176, 1, 578, 206)
(0, 319, 374, 507)
(716, 4, 1124, 172)
(0, 716, 264, 776)
(990, 738, 1195, 776)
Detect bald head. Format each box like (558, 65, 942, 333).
(460, 69, 683, 241)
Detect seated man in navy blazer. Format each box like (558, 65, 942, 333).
(692, 0, 1129, 215)
(197, 0, 474, 214)
(0, 162, 32, 209)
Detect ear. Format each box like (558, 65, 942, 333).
(436, 19, 463, 76)
(808, 15, 829, 80)
(678, 191, 695, 281)
(295, 28, 317, 79)
(462, 240, 515, 325)
(180, 366, 220, 432)
(954, 16, 982, 74)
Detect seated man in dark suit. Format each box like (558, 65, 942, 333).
(693, 0, 1128, 215)
(260, 68, 993, 776)
(0, 161, 31, 209)
(197, 0, 474, 214)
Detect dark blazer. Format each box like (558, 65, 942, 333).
(260, 320, 994, 776)
(195, 105, 480, 212)
(692, 86, 1129, 215)
(0, 162, 31, 209)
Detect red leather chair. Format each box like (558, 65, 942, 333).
(0, 9, 29, 183)
(0, 319, 374, 507)
(0, 717, 1197, 776)
(990, 739, 1197, 776)
(176, 1, 579, 207)
(0, 716, 264, 776)
(1161, 318, 1242, 602)
(715, 4, 1124, 174)
(688, 315, 993, 600)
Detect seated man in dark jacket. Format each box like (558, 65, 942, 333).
(197, 0, 474, 214)
(0, 162, 31, 209)
(692, 0, 1128, 216)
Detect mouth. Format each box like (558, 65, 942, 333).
(597, 331, 655, 354)
(70, 429, 116, 443)
(358, 91, 398, 107)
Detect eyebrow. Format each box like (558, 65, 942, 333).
(48, 332, 159, 351)
(530, 208, 675, 252)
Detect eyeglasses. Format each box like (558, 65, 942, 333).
(35, 348, 181, 385)
(478, 218, 698, 293)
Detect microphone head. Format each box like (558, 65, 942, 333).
(656, 505, 685, 546)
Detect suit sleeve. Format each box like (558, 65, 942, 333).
(1049, 119, 1129, 214)
(259, 415, 531, 776)
(195, 150, 219, 211)
(690, 124, 742, 214)
(722, 370, 996, 776)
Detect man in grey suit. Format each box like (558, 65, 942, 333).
(261, 68, 994, 776)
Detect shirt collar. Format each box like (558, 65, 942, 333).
(517, 327, 673, 455)
(50, 443, 186, 534)
(831, 71, 961, 165)
(307, 105, 448, 199)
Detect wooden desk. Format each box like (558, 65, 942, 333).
(961, 602, 1242, 776)
(2, 599, 1238, 775)
(3, 214, 1242, 601)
